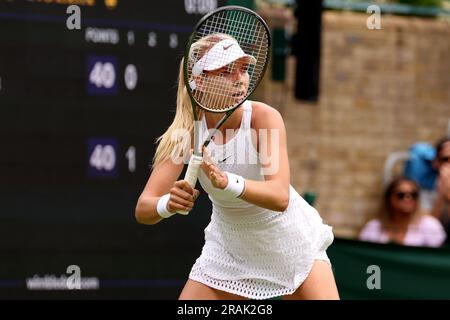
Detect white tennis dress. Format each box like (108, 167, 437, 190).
(189, 100, 334, 299)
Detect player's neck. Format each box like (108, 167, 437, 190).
(205, 107, 243, 130)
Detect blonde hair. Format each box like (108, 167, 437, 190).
(152, 34, 235, 169)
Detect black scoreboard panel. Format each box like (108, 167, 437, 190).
(0, 0, 226, 298)
(0, 0, 224, 188)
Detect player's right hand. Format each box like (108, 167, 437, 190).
(167, 180, 200, 213)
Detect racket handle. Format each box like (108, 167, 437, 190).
(177, 154, 202, 215)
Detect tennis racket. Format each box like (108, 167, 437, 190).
(178, 6, 271, 214)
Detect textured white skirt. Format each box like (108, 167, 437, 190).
(189, 186, 334, 299)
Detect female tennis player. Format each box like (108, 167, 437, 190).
(135, 34, 339, 300)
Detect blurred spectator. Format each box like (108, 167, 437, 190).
(431, 138, 450, 244)
(359, 177, 446, 247)
(403, 142, 438, 213)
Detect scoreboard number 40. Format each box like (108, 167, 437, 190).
(87, 138, 136, 178)
(89, 62, 116, 89)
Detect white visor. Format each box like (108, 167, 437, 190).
(192, 39, 257, 77)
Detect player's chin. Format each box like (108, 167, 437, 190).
(229, 92, 246, 104)
(233, 93, 246, 101)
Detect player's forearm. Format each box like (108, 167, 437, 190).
(135, 196, 163, 225)
(240, 179, 289, 212)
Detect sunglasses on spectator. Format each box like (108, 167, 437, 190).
(395, 191, 419, 200)
(439, 156, 450, 163)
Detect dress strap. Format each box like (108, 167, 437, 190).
(242, 100, 252, 130)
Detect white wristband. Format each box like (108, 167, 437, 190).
(224, 172, 246, 198)
(157, 194, 175, 219)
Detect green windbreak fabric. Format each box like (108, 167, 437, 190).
(327, 238, 450, 299)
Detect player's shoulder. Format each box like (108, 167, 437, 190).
(250, 100, 282, 118)
(250, 100, 284, 129)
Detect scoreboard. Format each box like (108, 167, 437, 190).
(0, 0, 226, 298)
(0, 0, 223, 188)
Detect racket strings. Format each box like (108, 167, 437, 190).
(200, 12, 267, 89)
(207, 11, 264, 110)
(187, 9, 269, 112)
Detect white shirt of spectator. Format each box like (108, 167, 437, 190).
(359, 215, 446, 248)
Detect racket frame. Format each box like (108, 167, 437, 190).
(178, 6, 271, 214)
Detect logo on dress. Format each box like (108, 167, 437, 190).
(219, 155, 232, 163)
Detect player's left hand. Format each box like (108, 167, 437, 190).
(201, 146, 228, 189)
